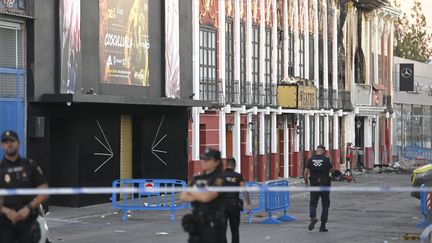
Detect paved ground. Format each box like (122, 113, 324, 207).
(46, 173, 423, 243)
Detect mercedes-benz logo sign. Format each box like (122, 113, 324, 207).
(401, 68, 413, 79)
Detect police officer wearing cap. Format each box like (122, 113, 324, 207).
(304, 145, 334, 232)
(181, 148, 226, 243)
(220, 158, 250, 243)
(0, 130, 49, 242)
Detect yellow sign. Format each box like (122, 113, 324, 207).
(298, 86, 317, 109)
(277, 85, 297, 108)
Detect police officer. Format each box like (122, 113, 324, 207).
(304, 145, 334, 232)
(181, 149, 226, 243)
(0, 130, 49, 242)
(221, 158, 250, 243)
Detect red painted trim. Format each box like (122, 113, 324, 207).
(291, 152, 302, 177)
(332, 149, 341, 170)
(364, 147, 374, 169)
(242, 155, 254, 182)
(270, 153, 279, 180)
(258, 155, 267, 182)
(188, 160, 203, 181)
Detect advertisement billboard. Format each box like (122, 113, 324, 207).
(99, 0, 150, 86)
(60, 0, 81, 94)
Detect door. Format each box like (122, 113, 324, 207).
(0, 22, 26, 158)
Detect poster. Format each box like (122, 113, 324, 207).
(99, 0, 150, 86)
(60, 0, 81, 94)
(165, 0, 180, 98)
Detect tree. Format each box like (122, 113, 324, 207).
(394, 0, 432, 62)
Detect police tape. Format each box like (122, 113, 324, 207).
(0, 186, 430, 196)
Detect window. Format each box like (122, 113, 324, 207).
(225, 18, 234, 84)
(277, 30, 284, 81)
(309, 35, 314, 81)
(288, 32, 294, 76)
(226, 18, 234, 103)
(265, 27, 272, 104)
(240, 23, 246, 84)
(299, 35, 305, 78)
(199, 27, 218, 101)
(0, 25, 25, 98)
(252, 25, 260, 104)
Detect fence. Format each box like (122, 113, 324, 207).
(417, 185, 430, 228)
(111, 179, 188, 223)
(261, 180, 296, 224)
(401, 146, 432, 163)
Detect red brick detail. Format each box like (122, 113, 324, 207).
(270, 153, 279, 180)
(258, 155, 266, 182)
(221, 158, 227, 170)
(188, 160, 203, 181)
(332, 149, 341, 170)
(364, 147, 374, 169)
(242, 155, 254, 182)
(291, 151, 302, 177)
(304, 150, 312, 162)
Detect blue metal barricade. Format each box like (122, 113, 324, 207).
(241, 182, 265, 224)
(417, 184, 429, 228)
(403, 147, 432, 162)
(261, 180, 296, 224)
(111, 179, 187, 223)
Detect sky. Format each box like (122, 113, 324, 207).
(396, 0, 432, 35)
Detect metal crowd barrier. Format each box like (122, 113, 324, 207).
(417, 184, 430, 228)
(242, 182, 265, 224)
(421, 224, 432, 243)
(403, 146, 432, 162)
(261, 180, 296, 224)
(111, 179, 188, 223)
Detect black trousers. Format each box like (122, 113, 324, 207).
(309, 191, 330, 223)
(189, 225, 226, 243)
(223, 203, 241, 243)
(0, 214, 35, 243)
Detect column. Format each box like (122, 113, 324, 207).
(233, 0, 241, 174)
(283, 115, 290, 178)
(246, 0, 253, 156)
(304, 114, 312, 160)
(323, 0, 328, 90)
(324, 115, 330, 155)
(374, 12, 379, 85)
(259, 112, 266, 181)
(304, 0, 309, 80)
(363, 117, 373, 169)
(375, 116, 380, 166)
(293, 116, 301, 177)
(218, 0, 226, 159)
(331, 5, 339, 168)
(271, 112, 278, 179)
(315, 113, 320, 146)
(260, 0, 265, 102)
(191, 0, 201, 177)
(314, 0, 320, 146)
(293, 0, 300, 77)
(332, 114, 340, 169)
(283, 0, 289, 77)
(234, 111, 241, 173)
(365, 14, 371, 84)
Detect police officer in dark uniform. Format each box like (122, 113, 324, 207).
(181, 149, 226, 243)
(304, 145, 334, 232)
(0, 130, 49, 242)
(220, 158, 250, 243)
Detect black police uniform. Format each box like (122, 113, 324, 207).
(183, 171, 226, 243)
(0, 157, 47, 243)
(305, 154, 332, 224)
(220, 168, 244, 243)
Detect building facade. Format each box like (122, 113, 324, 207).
(0, 0, 209, 206)
(188, 0, 399, 181)
(393, 56, 432, 156)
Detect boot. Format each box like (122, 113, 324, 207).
(319, 222, 329, 232)
(308, 218, 318, 231)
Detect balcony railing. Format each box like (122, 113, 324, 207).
(200, 78, 223, 105)
(265, 83, 277, 106)
(329, 89, 339, 109)
(318, 88, 329, 109)
(338, 90, 353, 111)
(241, 81, 252, 105)
(251, 82, 262, 106)
(225, 79, 240, 105)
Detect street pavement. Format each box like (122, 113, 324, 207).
(46, 173, 423, 243)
